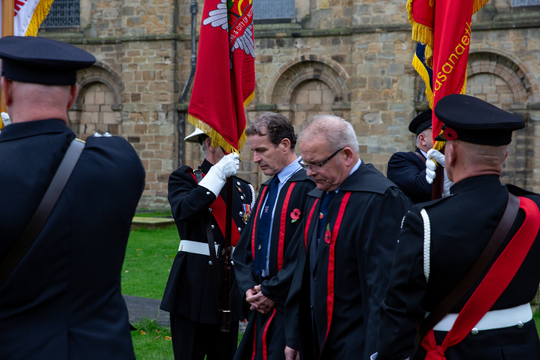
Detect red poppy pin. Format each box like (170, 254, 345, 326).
(324, 224, 332, 244)
(441, 126, 458, 142)
(290, 208, 301, 223)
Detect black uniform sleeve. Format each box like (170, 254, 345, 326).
(377, 207, 428, 360)
(168, 168, 217, 221)
(387, 152, 431, 201)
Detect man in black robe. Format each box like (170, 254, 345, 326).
(377, 94, 540, 360)
(284, 114, 412, 360)
(233, 113, 315, 360)
(160, 129, 254, 360)
(387, 109, 433, 203)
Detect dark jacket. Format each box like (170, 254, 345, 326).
(285, 162, 412, 360)
(233, 168, 315, 360)
(387, 148, 431, 204)
(378, 175, 540, 360)
(0, 119, 145, 360)
(161, 160, 254, 323)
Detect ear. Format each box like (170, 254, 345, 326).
(279, 137, 291, 153)
(1, 77, 13, 107)
(342, 147, 355, 166)
(418, 133, 427, 147)
(446, 142, 456, 168)
(205, 137, 215, 152)
(504, 148, 509, 161)
(67, 84, 79, 110)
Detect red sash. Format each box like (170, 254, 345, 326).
(421, 196, 540, 359)
(188, 170, 241, 246)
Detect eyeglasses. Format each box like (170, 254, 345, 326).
(299, 148, 344, 171)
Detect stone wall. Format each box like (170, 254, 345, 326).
(39, 0, 540, 206)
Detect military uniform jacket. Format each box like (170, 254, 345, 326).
(387, 148, 431, 204)
(0, 119, 145, 360)
(160, 160, 254, 323)
(285, 163, 412, 360)
(378, 175, 540, 360)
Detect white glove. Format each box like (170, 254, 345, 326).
(198, 153, 240, 197)
(425, 149, 445, 184)
(1, 112, 11, 126)
(425, 149, 453, 196)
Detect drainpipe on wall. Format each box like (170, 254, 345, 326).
(177, 0, 198, 167)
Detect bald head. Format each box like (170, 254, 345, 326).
(1, 78, 78, 124)
(446, 140, 509, 183)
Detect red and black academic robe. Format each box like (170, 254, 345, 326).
(285, 162, 412, 360)
(233, 169, 315, 360)
(377, 175, 540, 360)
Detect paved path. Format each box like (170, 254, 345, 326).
(124, 294, 247, 333)
(123, 295, 170, 327)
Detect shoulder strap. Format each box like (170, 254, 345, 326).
(416, 193, 520, 344)
(414, 151, 427, 164)
(0, 138, 85, 288)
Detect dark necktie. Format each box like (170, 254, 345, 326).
(254, 176, 280, 275)
(318, 191, 336, 244)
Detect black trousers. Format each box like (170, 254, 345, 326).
(170, 314, 239, 360)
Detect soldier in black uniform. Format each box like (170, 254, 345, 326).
(160, 129, 254, 360)
(377, 94, 540, 360)
(387, 109, 433, 203)
(0, 36, 145, 360)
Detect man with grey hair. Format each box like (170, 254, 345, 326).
(284, 114, 411, 360)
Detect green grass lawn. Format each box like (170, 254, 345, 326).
(123, 225, 179, 360)
(122, 226, 178, 299)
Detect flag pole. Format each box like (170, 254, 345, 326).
(220, 177, 233, 332)
(1, 0, 14, 114)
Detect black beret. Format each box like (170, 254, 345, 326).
(434, 94, 525, 146)
(0, 36, 96, 86)
(408, 109, 432, 136)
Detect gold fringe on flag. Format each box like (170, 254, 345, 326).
(412, 53, 434, 109)
(24, 0, 55, 36)
(406, 0, 434, 48)
(188, 114, 247, 156)
(243, 91, 255, 108)
(473, 0, 490, 14)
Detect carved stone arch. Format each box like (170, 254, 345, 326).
(466, 50, 537, 189)
(68, 63, 124, 139)
(266, 54, 351, 106)
(75, 61, 123, 109)
(467, 49, 537, 105)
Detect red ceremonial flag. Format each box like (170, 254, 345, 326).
(187, 0, 255, 154)
(407, 0, 487, 143)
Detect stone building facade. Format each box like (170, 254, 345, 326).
(39, 0, 540, 208)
